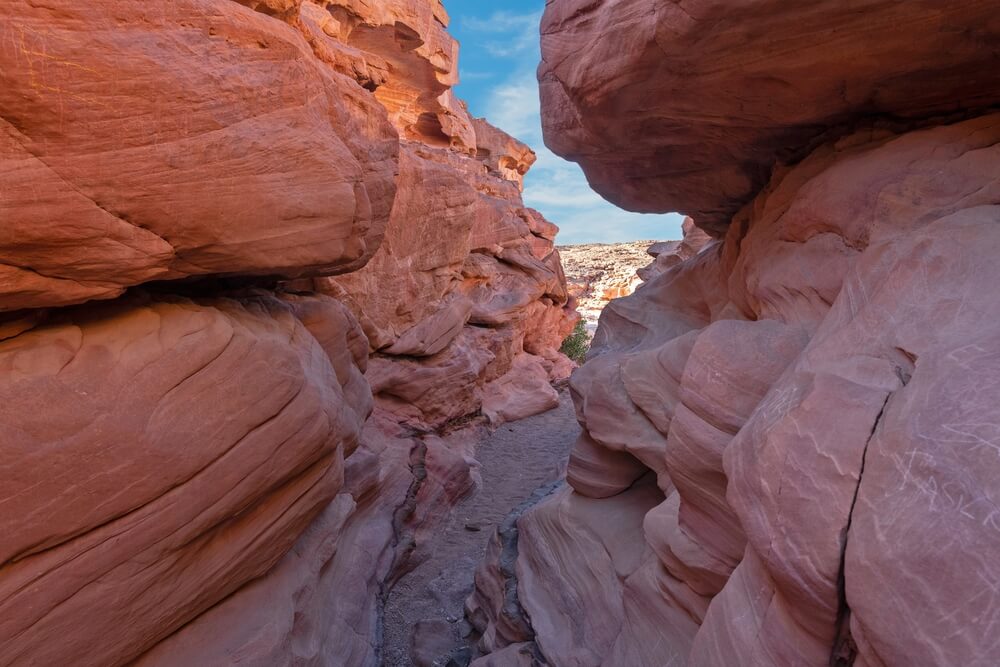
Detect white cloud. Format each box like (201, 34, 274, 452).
(459, 70, 495, 82)
(525, 148, 609, 209)
(461, 10, 542, 60)
(527, 145, 685, 243)
(483, 75, 540, 139)
(461, 10, 542, 33)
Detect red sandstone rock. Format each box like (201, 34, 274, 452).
(698, 118, 1000, 667)
(323, 136, 569, 364)
(514, 479, 698, 666)
(566, 431, 648, 499)
(326, 125, 574, 430)
(539, 0, 1000, 233)
(481, 353, 560, 424)
(0, 0, 398, 311)
(0, 1, 575, 664)
(323, 0, 475, 151)
(0, 3, 575, 666)
(320, 144, 482, 351)
(134, 408, 479, 667)
(637, 217, 711, 283)
(0, 292, 370, 665)
(471, 117, 537, 191)
(469, 643, 538, 667)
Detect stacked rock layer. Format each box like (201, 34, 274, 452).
(0, 1, 573, 665)
(559, 217, 711, 332)
(468, 1, 1000, 666)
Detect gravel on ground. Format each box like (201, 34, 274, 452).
(380, 389, 580, 666)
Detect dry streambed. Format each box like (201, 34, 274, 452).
(381, 391, 580, 666)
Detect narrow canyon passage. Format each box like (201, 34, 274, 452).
(381, 391, 580, 666)
(5, 1, 1000, 665)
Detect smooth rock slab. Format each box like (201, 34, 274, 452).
(539, 0, 1000, 232)
(0, 0, 398, 311)
(0, 291, 370, 666)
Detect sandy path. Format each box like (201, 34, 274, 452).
(381, 389, 580, 666)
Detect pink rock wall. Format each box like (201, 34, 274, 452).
(539, 0, 1000, 234)
(468, 2, 1000, 665)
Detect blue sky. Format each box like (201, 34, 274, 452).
(445, 1, 685, 244)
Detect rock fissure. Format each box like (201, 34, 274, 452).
(1, 2, 578, 664)
(463, 479, 565, 663)
(830, 391, 891, 667)
(380, 390, 579, 666)
(5, 1, 1000, 666)
(387, 438, 431, 587)
(373, 436, 430, 664)
(466, 3, 1000, 666)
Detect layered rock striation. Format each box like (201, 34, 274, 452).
(0, 1, 573, 664)
(469, 2, 1000, 666)
(559, 217, 710, 332)
(320, 126, 574, 428)
(539, 0, 1000, 234)
(559, 240, 655, 331)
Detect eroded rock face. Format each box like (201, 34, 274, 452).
(470, 1, 1000, 663)
(539, 0, 1000, 233)
(0, 292, 371, 666)
(1, 0, 398, 311)
(700, 117, 1000, 667)
(282, 2, 575, 431)
(134, 406, 480, 667)
(559, 218, 710, 332)
(637, 217, 712, 284)
(306, 0, 475, 150)
(1, 0, 574, 664)
(322, 128, 575, 430)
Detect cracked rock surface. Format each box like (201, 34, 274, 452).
(486, 112, 1000, 667)
(0, 1, 575, 664)
(385, 390, 579, 667)
(464, 1, 1000, 664)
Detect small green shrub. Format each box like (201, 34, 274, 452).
(560, 320, 590, 364)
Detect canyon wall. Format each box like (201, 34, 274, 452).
(0, 1, 573, 665)
(559, 218, 709, 332)
(468, 1, 1000, 665)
